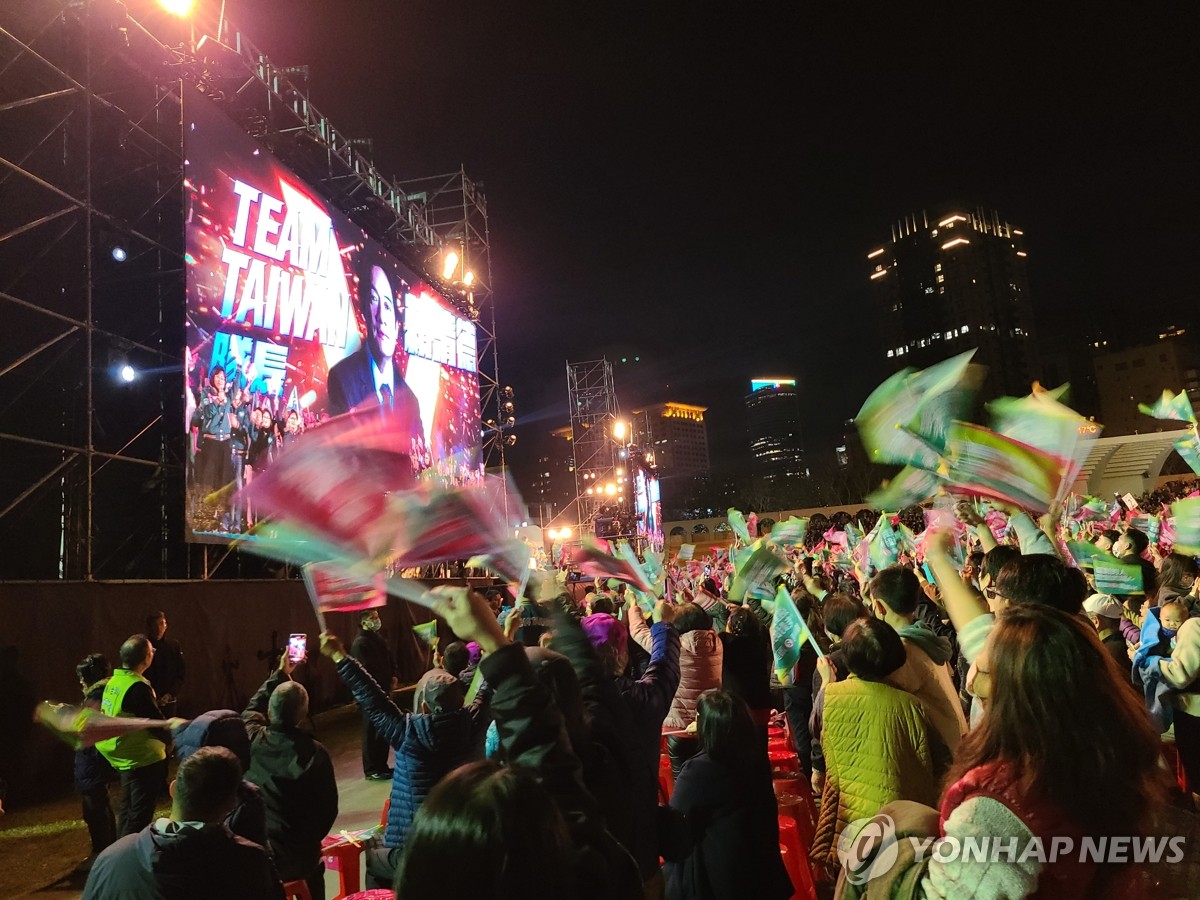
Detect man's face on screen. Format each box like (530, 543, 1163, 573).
(368, 266, 398, 362)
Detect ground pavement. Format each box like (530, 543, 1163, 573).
(0, 703, 393, 899)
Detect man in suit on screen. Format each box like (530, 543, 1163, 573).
(328, 261, 422, 418)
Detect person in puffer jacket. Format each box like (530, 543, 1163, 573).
(868, 567, 968, 764)
(320, 632, 492, 889)
(810, 618, 945, 879)
(631, 600, 722, 776)
(171, 709, 267, 849)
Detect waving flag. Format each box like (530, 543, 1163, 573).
(856, 350, 982, 469)
(944, 422, 1063, 514)
(868, 515, 902, 571)
(569, 538, 654, 593)
(866, 465, 943, 510)
(771, 585, 823, 685)
(1138, 389, 1197, 424)
(1173, 430, 1200, 477)
(727, 508, 753, 544)
(1172, 497, 1200, 554)
(988, 384, 1102, 504)
(767, 516, 809, 548)
(728, 541, 788, 603)
(302, 563, 386, 630)
(37, 703, 184, 750)
(412, 620, 439, 646)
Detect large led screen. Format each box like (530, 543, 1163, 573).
(184, 96, 481, 541)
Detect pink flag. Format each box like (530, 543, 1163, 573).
(569, 539, 654, 593)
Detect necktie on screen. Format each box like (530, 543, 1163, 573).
(381, 383, 393, 410)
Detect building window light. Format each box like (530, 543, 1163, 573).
(1016, 251, 1027, 257)
(925, 286, 934, 294)
(941, 237, 970, 250)
(931, 229, 938, 237)
(946, 331, 953, 340)
(870, 270, 887, 280)
(938, 214, 968, 227)
(936, 274, 944, 283)
(867, 248, 885, 259)
(887, 350, 894, 358)
(961, 324, 969, 333)
(934, 263, 942, 272)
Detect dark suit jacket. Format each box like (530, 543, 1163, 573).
(326, 348, 422, 424)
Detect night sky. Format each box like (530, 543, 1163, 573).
(234, 1, 1197, 475)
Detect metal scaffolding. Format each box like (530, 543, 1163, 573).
(0, 1, 504, 578)
(565, 359, 621, 538)
(398, 169, 506, 484)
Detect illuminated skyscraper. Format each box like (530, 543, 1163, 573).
(868, 207, 1039, 398)
(745, 378, 806, 481)
(631, 402, 710, 477)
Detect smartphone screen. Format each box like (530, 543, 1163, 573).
(288, 633, 307, 663)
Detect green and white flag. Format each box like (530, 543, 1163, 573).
(772, 585, 823, 685)
(768, 516, 808, 548)
(727, 508, 752, 544)
(728, 542, 787, 603)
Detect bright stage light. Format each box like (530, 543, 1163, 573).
(605, 483, 617, 496)
(159, 0, 196, 16)
(442, 250, 459, 280)
(120, 365, 136, 383)
(559, 527, 572, 539)
(612, 420, 627, 440)
(463, 271, 475, 286)
(111, 246, 128, 263)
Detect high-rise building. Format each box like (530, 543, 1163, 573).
(1093, 327, 1200, 435)
(631, 402, 711, 477)
(527, 426, 576, 525)
(745, 378, 806, 480)
(868, 208, 1038, 398)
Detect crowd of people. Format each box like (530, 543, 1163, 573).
(37, 493, 1200, 899)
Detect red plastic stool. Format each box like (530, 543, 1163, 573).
(768, 736, 792, 754)
(777, 793, 815, 851)
(342, 892, 396, 900)
(768, 749, 799, 775)
(321, 836, 364, 899)
(768, 725, 786, 741)
(283, 880, 312, 900)
(779, 815, 819, 900)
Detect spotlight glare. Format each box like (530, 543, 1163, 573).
(119, 365, 136, 383)
(111, 246, 128, 263)
(442, 250, 459, 280)
(612, 420, 627, 439)
(463, 270, 475, 286)
(158, 0, 196, 15)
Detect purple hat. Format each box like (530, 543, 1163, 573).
(466, 641, 482, 665)
(581, 612, 627, 654)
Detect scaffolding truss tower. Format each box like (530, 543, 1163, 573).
(566, 359, 620, 538)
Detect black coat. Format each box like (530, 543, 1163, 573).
(350, 628, 394, 688)
(242, 672, 339, 880)
(719, 628, 773, 712)
(482, 644, 642, 900)
(662, 753, 792, 900)
(145, 636, 185, 701)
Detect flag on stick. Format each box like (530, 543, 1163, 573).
(771, 585, 823, 685)
(302, 564, 386, 631)
(569, 538, 654, 593)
